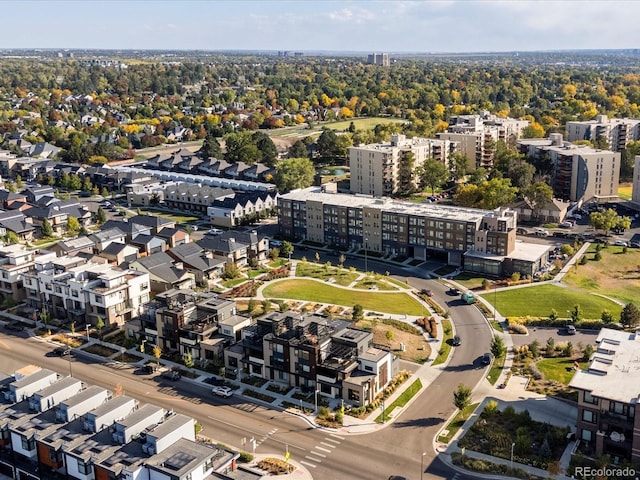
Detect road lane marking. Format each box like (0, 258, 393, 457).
(311, 451, 326, 458)
(324, 437, 340, 444)
(300, 460, 316, 468)
(315, 446, 331, 453)
(305, 456, 322, 462)
(319, 441, 335, 448)
(330, 434, 345, 440)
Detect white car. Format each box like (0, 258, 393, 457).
(212, 386, 233, 398)
(533, 227, 549, 237)
(207, 228, 223, 236)
(613, 240, 628, 247)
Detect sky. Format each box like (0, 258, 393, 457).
(2, 0, 639, 53)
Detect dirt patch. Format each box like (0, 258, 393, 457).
(355, 319, 430, 363)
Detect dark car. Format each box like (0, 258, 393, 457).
(388, 476, 410, 480)
(630, 241, 640, 249)
(141, 364, 158, 374)
(161, 369, 181, 381)
(420, 289, 433, 297)
(482, 352, 493, 365)
(447, 287, 460, 296)
(53, 346, 72, 356)
(452, 335, 461, 346)
(4, 323, 25, 332)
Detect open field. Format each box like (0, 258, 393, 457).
(563, 245, 640, 305)
(320, 117, 406, 131)
(262, 279, 424, 315)
(354, 318, 430, 362)
(137, 208, 200, 224)
(618, 183, 632, 200)
(481, 284, 622, 319)
(536, 357, 588, 385)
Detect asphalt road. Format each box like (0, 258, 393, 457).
(0, 270, 493, 480)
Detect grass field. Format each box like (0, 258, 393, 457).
(536, 357, 588, 384)
(563, 246, 640, 305)
(137, 208, 200, 224)
(618, 183, 632, 200)
(261, 279, 424, 315)
(320, 117, 406, 131)
(481, 284, 622, 319)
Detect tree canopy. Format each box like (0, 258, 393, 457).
(274, 157, 315, 192)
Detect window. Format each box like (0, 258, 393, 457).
(584, 391, 598, 405)
(581, 429, 592, 442)
(582, 410, 596, 423)
(21, 436, 35, 451)
(364, 365, 373, 372)
(77, 459, 92, 475)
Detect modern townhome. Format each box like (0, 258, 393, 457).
(437, 111, 530, 170)
(278, 185, 549, 276)
(129, 251, 195, 292)
(0, 210, 35, 242)
(223, 312, 397, 407)
(207, 191, 279, 227)
(22, 255, 151, 327)
(197, 235, 250, 267)
(566, 115, 640, 152)
(348, 134, 458, 197)
(135, 288, 242, 365)
(162, 183, 235, 214)
(570, 328, 640, 465)
(0, 364, 240, 480)
(0, 245, 56, 303)
(517, 133, 620, 203)
(167, 242, 226, 284)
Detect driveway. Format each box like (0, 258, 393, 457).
(510, 326, 598, 348)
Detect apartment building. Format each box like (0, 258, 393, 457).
(0, 245, 56, 303)
(518, 133, 620, 203)
(278, 186, 521, 272)
(570, 328, 640, 465)
(224, 312, 397, 407)
(349, 134, 458, 196)
(23, 256, 150, 327)
(367, 53, 390, 66)
(566, 115, 640, 152)
(438, 111, 530, 170)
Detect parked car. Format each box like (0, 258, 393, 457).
(4, 323, 25, 332)
(388, 477, 410, 480)
(452, 335, 462, 346)
(559, 221, 573, 229)
(53, 346, 72, 356)
(630, 241, 640, 248)
(420, 289, 433, 297)
(516, 228, 529, 235)
(482, 352, 494, 365)
(533, 227, 549, 237)
(613, 239, 628, 247)
(161, 369, 182, 381)
(207, 228, 223, 236)
(447, 287, 460, 296)
(566, 325, 576, 335)
(270, 239, 283, 247)
(212, 386, 233, 398)
(141, 364, 158, 374)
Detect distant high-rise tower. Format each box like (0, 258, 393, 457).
(367, 53, 390, 66)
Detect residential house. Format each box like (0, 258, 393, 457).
(242, 163, 274, 182)
(196, 158, 231, 176)
(223, 161, 251, 179)
(207, 191, 279, 228)
(167, 243, 225, 284)
(509, 197, 571, 224)
(0, 245, 55, 303)
(97, 242, 139, 267)
(129, 252, 195, 292)
(101, 219, 152, 242)
(197, 235, 249, 267)
(129, 234, 167, 257)
(218, 229, 269, 262)
(50, 236, 95, 257)
(0, 210, 35, 242)
(0, 190, 27, 210)
(163, 183, 235, 214)
(24, 185, 55, 204)
(88, 227, 126, 253)
(129, 214, 175, 234)
(155, 226, 189, 248)
(23, 142, 60, 159)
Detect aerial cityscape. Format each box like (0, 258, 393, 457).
(1, 2, 640, 480)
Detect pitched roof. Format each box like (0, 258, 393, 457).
(169, 243, 224, 272)
(133, 252, 190, 284)
(129, 214, 174, 229)
(197, 235, 248, 254)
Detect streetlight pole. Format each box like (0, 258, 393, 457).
(494, 281, 497, 320)
(420, 452, 426, 480)
(364, 238, 368, 274)
(85, 324, 91, 343)
(510, 442, 515, 470)
(381, 399, 385, 424)
(314, 388, 320, 415)
(67, 353, 73, 378)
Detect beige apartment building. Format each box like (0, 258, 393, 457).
(518, 134, 620, 203)
(438, 111, 529, 170)
(349, 134, 457, 196)
(566, 115, 640, 152)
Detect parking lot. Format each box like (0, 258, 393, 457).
(511, 326, 599, 348)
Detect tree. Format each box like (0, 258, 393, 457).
(620, 303, 640, 327)
(81, 176, 93, 192)
(15, 175, 22, 189)
(398, 151, 416, 195)
(40, 218, 53, 238)
(316, 129, 340, 159)
(153, 344, 162, 367)
(274, 157, 315, 192)
(453, 184, 482, 207)
(479, 178, 517, 210)
(95, 316, 105, 343)
(280, 241, 294, 259)
(490, 336, 506, 358)
(546, 337, 555, 355)
(453, 384, 472, 416)
(224, 132, 261, 165)
(5, 231, 18, 245)
(506, 159, 536, 191)
(418, 158, 449, 194)
(96, 207, 107, 224)
(448, 152, 469, 182)
(252, 131, 278, 167)
(183, 352, 194, 368)
(467, 167, 489, 185)
(4, 181, 16, 193)
(223, 262, 240, 279)
(601, 310, 613, 324)
(66, 216, 80, 235)
(269, 247, 280, 260)
(524, 182, 554, 220)
(100, 187, 109, 197)
(352, 304, 364, 321)
(289, 140, 309, 159)
(385, 330, 394, 342)
(589, 208, 630, 236)
(200, 134, 222, 159)
(570, 304, 582, 323)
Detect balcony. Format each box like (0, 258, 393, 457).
(601, 410, 633, 428)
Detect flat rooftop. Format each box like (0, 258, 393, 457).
(569, 328, 640, 404)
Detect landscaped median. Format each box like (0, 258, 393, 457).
(374, 378, 423, 423)
(262, 278, 424, 315)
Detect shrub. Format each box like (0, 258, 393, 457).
(484, 399, 499, 416)
(594, 251, 602, 261)
(509, 323, 529, 334)
(579, 255, 588, 265)
(238, 452, 254, 463)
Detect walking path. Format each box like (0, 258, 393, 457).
(1, 248, 590, 480)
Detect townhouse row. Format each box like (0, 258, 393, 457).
(0, 365, 238, 480)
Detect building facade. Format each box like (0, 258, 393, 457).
(367, 53, 390, 66)
(566, 115, 640, 152)
(570, 328, 640, 465)
(349, 134, 458, 196)
(518, 134, 620, 203)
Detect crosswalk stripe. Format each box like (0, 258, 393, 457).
(330, 434, 345, 440)
(300, 460, 316, 468)
(306, 456, 322, 462)
(324, 438, 341, 444)
(315, 446, 331, 453)
(320, 442, 335, 448)
(311, 451, 326, 458)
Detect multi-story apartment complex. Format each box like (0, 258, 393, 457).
(349, 134, 458, 196)
(0, 366, 238, 480)
(0, 245, 56, 304)
(633, 156, 640, 205)
(570, 328, 640, 465)
(518, 133, 620, 203)
(278, 186, 529, 274)
(367, 52, 390, 66)
(566, 115, 640, 152)
(438, 111, 530, 170)
(22, 256, 150, 327)
(224, 311, 397, 407)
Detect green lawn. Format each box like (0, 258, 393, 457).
(432, 319, 453, 366)
(618, 184, 632, 200)
(486, 355, 505, 385)
(375, 379, 423, 423)
(352, 277, 398, 291)
(437, 402, 480, 444)
(261, 279, 424, 315)
(320, 117, 406, 132)
(295, 262, 360, 286)
(536, 357, 588, 385)
(450, 273, 489, 291)
(480, 284, 622, 319)
(137, 208, 200, 224)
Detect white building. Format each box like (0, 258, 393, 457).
(566, 115, 640, 152)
